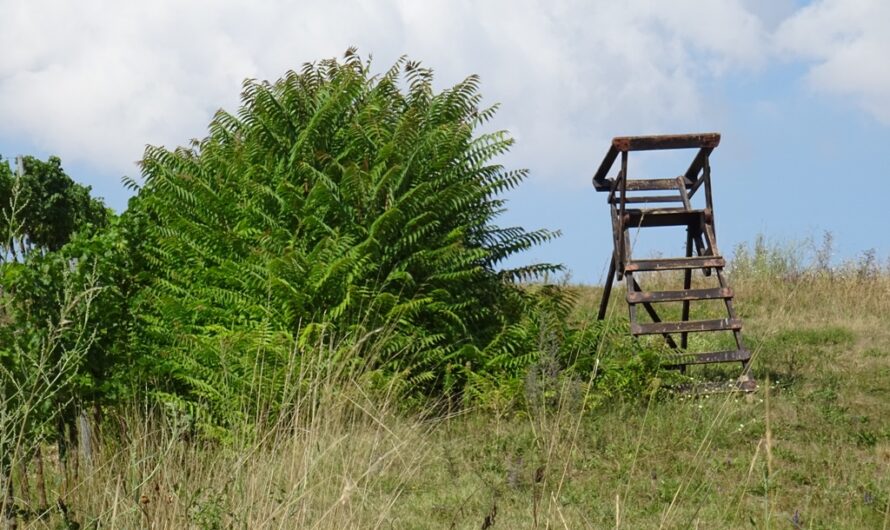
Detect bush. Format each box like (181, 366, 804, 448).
(130, 51, 561, 429)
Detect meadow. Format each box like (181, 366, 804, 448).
(4, 240, 888, 529)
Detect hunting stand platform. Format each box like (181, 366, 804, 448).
(592, 133, 753, 385)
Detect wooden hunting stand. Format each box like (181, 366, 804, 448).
(593, 133, 753, 382)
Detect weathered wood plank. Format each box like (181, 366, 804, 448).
(624, 178, 688, 191)
(624, 209, 705, 228)
(597, 177, 695, 192)
(627, 287, 733, 304)
(662, 349, 751, 366)
(609, 195, 684, 204)
(630, 318, 741, 335)
(612, 133, 721, 152)
(625, 256, 725, 272)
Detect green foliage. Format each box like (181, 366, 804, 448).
(131, 51, 561, 428)
(0, 54, 678, 441)
(470, 285, 671, 411)
(0, 244, 104, 449)
(0, 154, 124, 467)
(27, 220, 135, 402)
(0, 155, 108, 260)
(566, 318, 669, 405)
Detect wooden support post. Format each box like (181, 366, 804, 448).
(681, 228, 693, 350)
(598, 255, 616, 321)
(618, 151, 628, 269)
(703, 156, 715, 234)
(625, 271, 637, 316)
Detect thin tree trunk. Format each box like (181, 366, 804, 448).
(14, 460, 28, 516)
(77, 410, 93, 469)
(34, 448, 48, 515)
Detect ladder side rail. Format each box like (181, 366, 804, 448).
(622, 226, 633, 280)
(625, 271, 639, 339)
(681, 228, 694, 350)
(618, 151, 629, 270)
(694, 215, 713, 277)
(703, 156, 715, 234)
(703, 219, 720, 257)
(715, 268, 750, 370)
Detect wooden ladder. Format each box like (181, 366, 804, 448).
(592, 133, 752, 378)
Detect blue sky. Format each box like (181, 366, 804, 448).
(1, 0, 888, 283)
(503, 58, 890, 282)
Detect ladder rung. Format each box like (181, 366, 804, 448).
(628, 207, 699, 215)
(624, 178, 690, 191)
(630, 318, 741, 335)
(625, 256, 725, 272)
(624, 209, 706, 228)
(627, 287, 733, 304)
(593, 178, 693, 192)
(662, 349, 751, 366)
(610, 195, 684, 204)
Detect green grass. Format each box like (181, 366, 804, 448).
(5, 270, 890, 529)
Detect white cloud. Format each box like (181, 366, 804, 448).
(1, 0, 774, 185)
(776, 0, 890, 124)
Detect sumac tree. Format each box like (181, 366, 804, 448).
(132, 51, 561, 426)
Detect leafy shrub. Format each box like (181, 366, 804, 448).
(515, 302, 670, 413)
(130, 51, 561, 428)
(0, 155, 126, 489)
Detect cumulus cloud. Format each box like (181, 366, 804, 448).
(0, 0, 789, 186)
(776, 0, 890, 124)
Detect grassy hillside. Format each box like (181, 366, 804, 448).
(8, 246, 889, 529)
